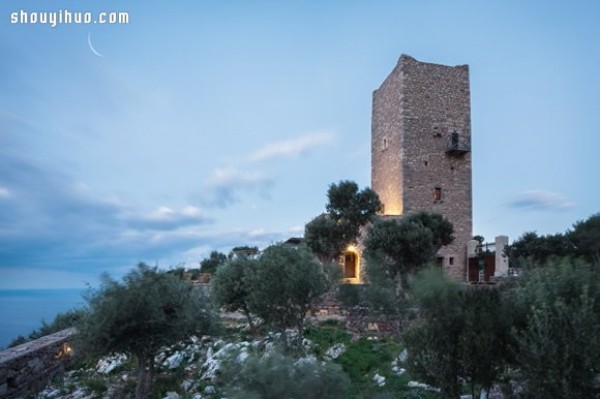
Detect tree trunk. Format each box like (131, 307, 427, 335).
(243, 307, 257, 334)
(135, 354, 154, 399)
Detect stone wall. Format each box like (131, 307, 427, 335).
(371, 54, 472, 279)
(0, 328, 77, 399)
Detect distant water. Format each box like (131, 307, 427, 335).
(0, 289, 85, 349)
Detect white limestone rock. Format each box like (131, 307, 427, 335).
(96, 353, 127, 374)
(324, 343, 346, 360)
(373, 373, 386, 387)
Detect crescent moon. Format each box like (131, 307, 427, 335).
(87, 31, 104, 58)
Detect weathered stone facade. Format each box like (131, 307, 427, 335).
(371, 55, 472, 279)
(0, 328, 76, 399)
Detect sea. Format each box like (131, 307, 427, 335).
(0, 289, 86, 350)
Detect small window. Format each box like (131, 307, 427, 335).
(449, 257, 454, 266)
(382, 137, 388, 151)
(434, 187, 442, 202)
(424, 161, 428, 166)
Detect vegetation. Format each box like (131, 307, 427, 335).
(507, 259, 600, 398)
(364, 212, 453, 281)
(9, 307, 86, 348)
(211, 255, 259, 331)
(361, 211, 454, 311)
(245, 243, 330, 341)
(506, 212, 600, 265)
(200, 250, 228, 274)
(17, 205, 600, 399)
(75, 263, 215, 399)
(305, 180, 381, 262)
(221, 348, 351, 399)
(404, 268, 512, 398)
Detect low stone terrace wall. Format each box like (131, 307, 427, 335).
(0, 328, 77, 399)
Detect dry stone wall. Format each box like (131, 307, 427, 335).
(0, 328, 76, 399)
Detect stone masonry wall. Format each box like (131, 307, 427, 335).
(0, 328, 77, 399)
(372, 55, 473, 279)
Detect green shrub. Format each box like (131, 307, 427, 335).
(337, 284, 362, 307)
(509, 259, 600, 398)
(9, 308, 86, 348)
(221, 349, 350, 399)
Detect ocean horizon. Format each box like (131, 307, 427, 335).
(0, 288, 86, 350)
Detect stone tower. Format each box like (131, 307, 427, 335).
(371, 55, 472, 279)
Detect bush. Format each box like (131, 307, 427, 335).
(509, 259, 600, 398)
(404, 268, 511, 398)
(221, 349, 350, 399)
(337, 283, 362, 307)
(246, 243, 329, 341)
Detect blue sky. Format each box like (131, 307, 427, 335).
(1, 1, 599, 289)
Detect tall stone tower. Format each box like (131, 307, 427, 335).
(371, 55, 472, 279)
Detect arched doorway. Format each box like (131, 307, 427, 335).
(341, 245, 361, 284)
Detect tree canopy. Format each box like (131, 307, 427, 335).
(246, 243, 330, 340)
(76, 264, 215, 399)
(200, 250, 228, 274)
(211, 256, 259, 331)
(507, 213, 600, 266)
(305, 180, 381, 262)
(364, 211, 454, 280)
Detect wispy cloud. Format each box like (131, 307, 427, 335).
(508, 190, 576, 212)
(202, 167, 274, 208)
(249, 131, 335, 162)
(0, 186, 11, 199)
(124, 206, 213, 231)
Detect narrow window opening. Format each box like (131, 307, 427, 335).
(424, 161, 428, 166)
(434, 187, 442, 202)
(449, 257, 455, 266)
(382, 137, 388, 151)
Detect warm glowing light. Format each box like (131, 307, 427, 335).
(55, 343, 74, 360)
(342, 244, 361, 284)
(383, 199, 403, 215)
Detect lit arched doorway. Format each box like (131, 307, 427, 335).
(341, 245, 361, 284)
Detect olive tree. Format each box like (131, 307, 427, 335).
(509, 259, 600, 398)
(305, 180, 381, 262)
(246, 243, 330, 341)
(221, 349, 350, 399)
(364, 211, 453, 289)
(211, 256, 258, 331)
(404, 268, 512, 398)
(200, 250, 228, 274)
(76, 264, 215, 399)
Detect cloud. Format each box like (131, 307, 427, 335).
(0, 186, 11, 199)
(202, 167, 274, 208)
(0, 129, 213, 281)
(124, 206, 213, 231)
(249, 131, 335, 162)
(508, 190, 576, 211)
